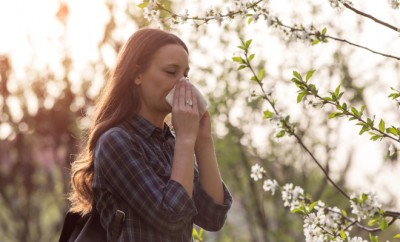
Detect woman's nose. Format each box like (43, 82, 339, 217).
(175, 76, 188, 85)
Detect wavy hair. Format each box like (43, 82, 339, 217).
(69, 28, 188, 215)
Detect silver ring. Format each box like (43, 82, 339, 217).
(185, 99, 193, 107)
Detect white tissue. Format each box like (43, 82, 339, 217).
(165, 77, 208, 116)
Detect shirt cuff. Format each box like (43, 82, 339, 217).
(193, 182, 232, 230)
(163, 179, 198, 223)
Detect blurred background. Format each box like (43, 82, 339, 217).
(0, 0, 399, 241)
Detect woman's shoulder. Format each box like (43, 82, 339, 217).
(97, 125, 133, 146)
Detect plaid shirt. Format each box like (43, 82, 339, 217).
(93, 115, 232, 242)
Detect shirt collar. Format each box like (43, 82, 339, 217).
(128, 115, 174, 139)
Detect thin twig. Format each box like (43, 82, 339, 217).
(325, 34, 400, 61)
(343, 2, 400, 33)
(280, 24, 400, 61)
(292, 133, 350, 200)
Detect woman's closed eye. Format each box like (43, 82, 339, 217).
(165, 70, 177, 76)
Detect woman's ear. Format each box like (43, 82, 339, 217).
(133, 65, 142, 85)
(134, 75, 142, 85)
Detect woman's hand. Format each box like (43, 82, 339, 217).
(196, 111, 212, 141)
(171, 79, 200, 143)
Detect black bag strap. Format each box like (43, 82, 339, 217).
(59, 212, 83, 242)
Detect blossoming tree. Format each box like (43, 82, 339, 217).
(138, 0, 400, 241)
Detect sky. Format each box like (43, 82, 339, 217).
(1, 0, 400, 208)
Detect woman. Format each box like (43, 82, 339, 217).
(69, 28, 232, 241)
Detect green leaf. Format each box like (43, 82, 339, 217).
(291, 78, 304, 87)
(389, 87, 400, 99)
(338, 91, 344, 100)
(305, 69, 315, 82)
(369, 234, 378, 242)
(248, 17, 253, 24)
(360, 105, 366, 113)
(308, 84, 317, 95)
(312, 39, 320, 45)
(367, 117, 374, 126)
(351, 107, 360, 117)
(258, 68, 265, 80)
(199, 229, 204, 238)
(232, 56, 244, 63)
(361, 193, 368, 202)
(389, 93, 400, 99)
(379, 119, 385, 133)
(393, 233, 400, 239)
(386, 126, 399, 136)
(192, 228, 199, 238)
(359, 125, 370, 135)
(329, 112, 342, 119)
(276, 130, 286, 138)
(379, 218, 388, 230)
(341, 102, 347, 111)
(368, 217, 379, 226)
(245, 39, 252, 48)
(334, 85, 341, 98)
(339, 229, 347, 239)
(263, 110, 274, 119)
(297, 93, 306, 103)
(248, 53, 255, 62)
(308, 201, 318, 212)
(290, 206, 305, 214)
(322, 27, 327, 35)
(293, 71, 303, 82)
(237, 65, 246, 71)
(370, 134, 382, 141)
(137, 1, 149, 8)
(341, 209, 348, 217)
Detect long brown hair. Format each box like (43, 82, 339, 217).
(69, 28, 188, 215)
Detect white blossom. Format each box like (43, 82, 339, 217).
(266, 15, 274, 27)
(303, 205, 348, 241)
(263, 179, 279, 195)
(179, 9, 189, 22)
(142, 0, 159, 22)
(304, 95, 317, 109)
(252, 13, 260, 22)
(348, 237, 368, 242)
(388, 0, 400, 9)
(281, 183, 304, 209)
(250, 163, 266, 181)
(388, 143, 397, 157)
(247, 89, 257, 102)
(350, 192, 382, 221)
(328, 0, 352, 8)
(214, 13, 223, 25)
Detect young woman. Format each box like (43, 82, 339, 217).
(68, 28, 232, 241)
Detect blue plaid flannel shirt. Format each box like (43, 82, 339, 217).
(93, 115, 232, 242)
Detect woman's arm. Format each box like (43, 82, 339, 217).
(194, 111, 224, 204)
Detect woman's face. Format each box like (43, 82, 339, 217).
(135, 44, 189, 116)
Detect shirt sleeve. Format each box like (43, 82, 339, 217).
(94, 128, 198, 233)
(192, 181, 233, 231)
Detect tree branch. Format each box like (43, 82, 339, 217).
(279, 24, 400, 61)
(241, 45, 351, 200)
(343, 2, 400, 33)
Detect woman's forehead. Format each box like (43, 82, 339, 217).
(152, 44, 189, 66)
